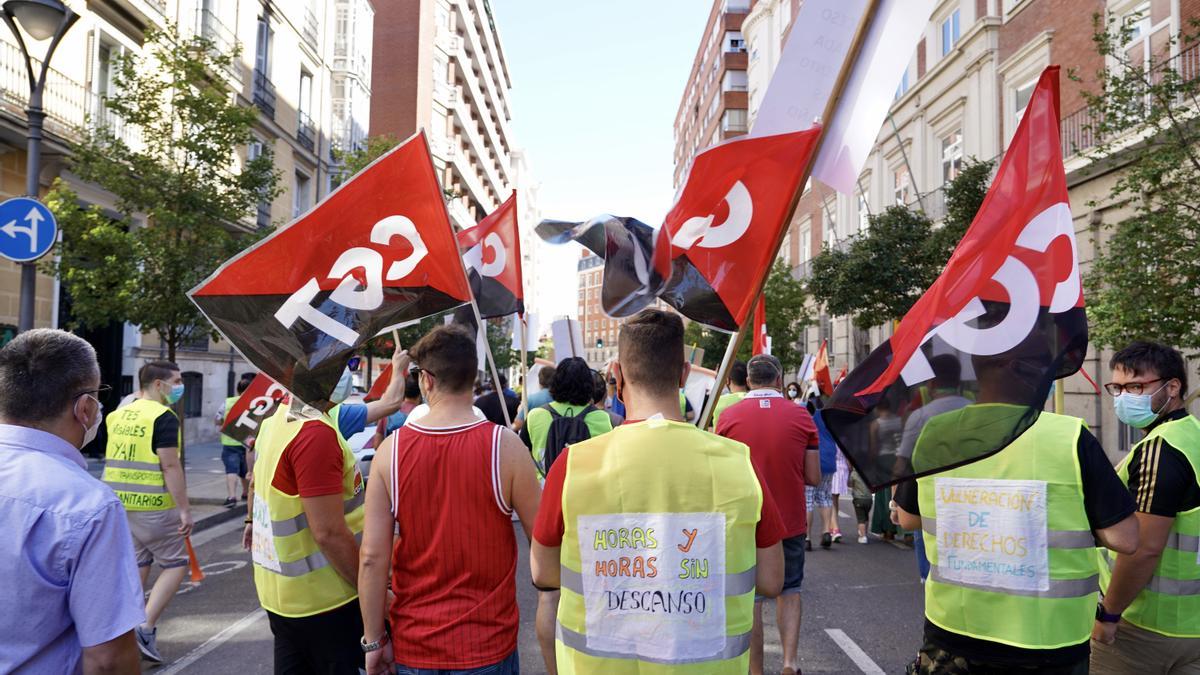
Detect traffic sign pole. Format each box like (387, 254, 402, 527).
(17, 107, 43, 333)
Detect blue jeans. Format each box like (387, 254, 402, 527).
(914, 531, 930, 580)
(394, 650, 519, 675)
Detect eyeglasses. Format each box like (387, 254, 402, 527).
(72, 384, 112, 401)
(411, 365, 436, 379)
(1103, 378, 1165, 396)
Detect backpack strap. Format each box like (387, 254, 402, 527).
(573, 405, 596, 419)
(542, 404, 561, 419)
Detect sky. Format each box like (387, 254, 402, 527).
(491, 1, 710, 320)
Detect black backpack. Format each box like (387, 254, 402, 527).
(542, 404, 595, 474)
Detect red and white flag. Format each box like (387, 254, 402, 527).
(190, 131, 471, 409)
(812, 339, 833, 397)
(824, 67, 1088, 489)
(219, 373, 288, 446)
(458, 192, 523, 319)
(752, 301, 768, 355)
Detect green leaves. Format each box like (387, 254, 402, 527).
(1078, 15, 1200, 362)
(806, 159, 993, 330)
(47, 23, 280, 360)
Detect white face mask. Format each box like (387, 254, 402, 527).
(79, 396, 103, 448)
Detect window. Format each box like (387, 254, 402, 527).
(181, 372, 203, 418)
(893, 166, 912, 205)
(941, 130, 963, 183)
(722, 109, 748, 132)
(298, 69, 313, 118)
(255, 14, 273, 76)
(780, 232, 792, 265)
(895, 69, 910, 100)
(857, 186, 871, 231)
(294, 170, 312, 217)
(723, 31, 745, 53)
(1123, 2, 1151, 44)
(1013, 79, 1036, 126)
(723, 70, 748, 92)
(941, 9, 961, 56)
(799, 226, 811, 263)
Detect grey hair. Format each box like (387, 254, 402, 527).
(747, 354, 783, 387)
(0, 329, 98, 423)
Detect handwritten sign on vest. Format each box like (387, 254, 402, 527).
(934, 477, 1049, 593)
(577, 512, 726, 660)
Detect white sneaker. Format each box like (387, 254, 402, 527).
(857, 535, 868, 544)
(134, 625, 163, 663)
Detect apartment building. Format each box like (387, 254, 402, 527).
(0, 0, 374, 443)
(370, 0, 515, 232)
(672, 0, 751, 189)
(578, 249, 617, 367)
(742, 0, 1198, 455)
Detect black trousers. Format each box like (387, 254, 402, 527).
(267, 599, 365, 675)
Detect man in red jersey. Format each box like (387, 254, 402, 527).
(718, 353, 822, 675)
(358, 325, 542, 675)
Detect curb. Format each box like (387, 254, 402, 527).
(194, 506, 245, 533)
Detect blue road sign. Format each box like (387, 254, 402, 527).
(0, 197, 56, 263)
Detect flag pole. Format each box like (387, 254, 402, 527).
(470, 300, 513, 428)
(697, 0, 881, 431)
(519, 314, 529, 419)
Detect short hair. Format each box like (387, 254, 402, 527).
(410, 325, 478, 394)
(139, 360, 180, 390)
(929, 354, 962, 388)
(729, 360, 748, 388)
(747, 354, 783, 387)
(495, 372, 508, 390)
(537, 365, 554, 389)
(404, 374, 421, 400)
(0, 329, 98, 424)
(592, 370, 608, 405)
(1111, 341, 1189, 395)
(235, 378, 251, 395)
(618, 309, 685, 398)
(551, 357, 595, 406)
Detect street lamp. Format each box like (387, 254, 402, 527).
(2, 0, 77, 332)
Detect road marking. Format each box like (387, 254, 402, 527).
(825, 628, 885, 675)
(189, 514, 245, 547)
(159, 608, 265, 674)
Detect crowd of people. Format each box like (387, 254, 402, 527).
(0, 317, 1197, 674)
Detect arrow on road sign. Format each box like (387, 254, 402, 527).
(0, 207, 45, 254)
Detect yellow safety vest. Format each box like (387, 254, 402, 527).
(711, 391, 746, 428)
(916, 408, 1099, 650)
(251, 404, 365, 618)
(1101, 414, 1200, 637)
(556, 419, 762, 674)
(221, 396, 242, 447)
(103, 398, 178, 511)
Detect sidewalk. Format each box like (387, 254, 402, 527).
(86, 440, 247, 533)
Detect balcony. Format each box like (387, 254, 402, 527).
(1061, 42, 1200, 159)
(296, 110, 315, 152)
(302, 7, 320, 52)
(252, 68, 276, 118)
(196, 8, 244, 83)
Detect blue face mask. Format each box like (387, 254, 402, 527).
(330, 369, 354, 405)
(1113, 382, 1170, 429)
(166, 383, 185, 405)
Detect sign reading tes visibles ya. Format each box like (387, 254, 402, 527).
(933, 478, 1050, 592)
(578, 512, 726, 660)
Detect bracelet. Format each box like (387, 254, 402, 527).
(244, 517, 252, 524)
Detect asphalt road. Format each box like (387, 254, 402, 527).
(143, 514, 925, 674)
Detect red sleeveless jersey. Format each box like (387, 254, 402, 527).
(387, 418, 518, 669)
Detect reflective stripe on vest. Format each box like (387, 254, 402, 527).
(251, 404, 365, 618)
(556, 420, 761, 674)
(1102, 415, 1200, 637)
(916, 409, 1098, 650)
(102, 398, 177, 511)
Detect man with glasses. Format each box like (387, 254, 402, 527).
(0, 329, 142, 672)
(104, 359, 191, 663)
(1092, 341, 1200, 674)
(330, 353, 413, 444)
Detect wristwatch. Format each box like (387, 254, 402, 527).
(1096, 602, 1121, 623)
(361, 632, 390, 653)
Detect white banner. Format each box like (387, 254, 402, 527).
(551, 317, 585, 361)
(810, 0, 936, 194)
(933, 478, 1050, 593)
(578, 512, 727, 660)
(512, 312, 540, 352)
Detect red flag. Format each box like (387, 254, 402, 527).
(219, 373, 288, 446)
(190, 131, 471, 408)
(813, 340, 833, 396)
(366, 364, 392, 402)
(825, 66, 1089, 490)
(654, 128, 822, 330)
(834, 365, 848, 387)
(752, 300, 768, 355)
(457, 192, 523, 318)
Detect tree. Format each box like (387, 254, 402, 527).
(1077, 16, 1200, 360)
(333, 134, 400, 184)
(806, 158, 994, 329)
(45, 25, 278, 362)
(681, 260, 811, 374)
